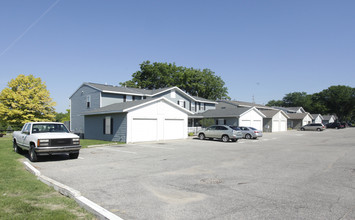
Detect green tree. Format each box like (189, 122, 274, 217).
(317, 85, 355, 121)
(282, 92, 312, 110)
(199, 118, 215, 128)
(120, 61, 229, 100)
(266, 99, 284, 107)
(55, 109, 70, 122)
(0, 74, 56, 128)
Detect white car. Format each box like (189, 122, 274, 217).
(198, 125, 243, 142)
(230, 126, 263, 139)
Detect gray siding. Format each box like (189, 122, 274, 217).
(205, 103, 216, 111)
(288, 119, 302, 129)
(101, 93, 143, 107)
(155, 90, 192, 110)
(84, 113, 127, 142)
(153, 89, 216, 113)
(102, 93, 124, 107)
(70, 85, 101, 134)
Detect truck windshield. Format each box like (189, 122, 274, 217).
(32, 124, 69, 133)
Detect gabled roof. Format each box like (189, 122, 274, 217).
(217, 100, 275, 110)
(83, 97, 192, 115)
(287, 112, 313, 120)
(70, 82, 216, 104)
(273, 106, 306, 113)
(190, 106, 266, 118)
(311, 114, 324, 120)
(260, 109, 289, 119)
(322, 114, 336, 120)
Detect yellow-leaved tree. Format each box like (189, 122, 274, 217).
(0, 74, 56, 129)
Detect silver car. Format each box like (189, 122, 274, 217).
(300, 123, 325, 131)
(230, 126, 263, 139)
(198, 125, 243, 142)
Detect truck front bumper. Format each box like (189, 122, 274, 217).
(35, 145, 81, 156)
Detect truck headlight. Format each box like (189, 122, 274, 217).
(38, 139, 49, 147)
(72, 138, 80, 145)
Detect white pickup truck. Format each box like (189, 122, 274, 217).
(13, 122, 81, 162)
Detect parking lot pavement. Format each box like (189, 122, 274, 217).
(32, 128, 355, 220)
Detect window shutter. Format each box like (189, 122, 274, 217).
(103, 118, 106, 134)
(110, 118, 113, 135)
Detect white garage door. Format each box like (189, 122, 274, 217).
(164, 119, 184, 140)
(272, 120, 280, 132)
(251, 120, 262, 130)
(241, 120, 251, 127)
(132, 118, 157, 142)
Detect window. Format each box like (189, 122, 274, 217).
(123, 95, 126, 102)
(126, 95, 132, 102)
(103, 116, 113, 135)
(178, 100, 185, 108)
(86, 95, 91, 108)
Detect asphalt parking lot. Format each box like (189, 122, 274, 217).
(31, 128, 355, 220)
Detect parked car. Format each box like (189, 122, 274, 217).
(198, 125, 243, 142)
(326, 122, 345, 129)
(13, 122, 81, 162)
(230, 126, 263, 139)
(300, 123, 325, 131)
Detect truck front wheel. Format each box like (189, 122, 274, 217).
(29, 145, 38, 162)
(69, 152, 79, 159)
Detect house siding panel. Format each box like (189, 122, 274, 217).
(70, 85, 101, 135)
(85, 113, 127, 142)
(155, 90, 192, 111)
(101, 93, 125, 107)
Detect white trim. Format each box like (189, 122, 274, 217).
(101, 90, 144, 96)
(240, 107, 266, 118)
(69, 83, 101, 99)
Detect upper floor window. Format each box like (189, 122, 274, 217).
(178, 100, 185, 108)
(86, 95, 91, 108)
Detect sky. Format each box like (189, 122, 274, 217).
(0, 0, 354, 113)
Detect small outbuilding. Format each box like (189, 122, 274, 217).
(260, 110, 289, 132)
(311, 114, 324, 124)
(190, 107, 265, 131)
(322, 115, 336, 124)
(83, 97, 191, 143)
(287, 113, 313, 129)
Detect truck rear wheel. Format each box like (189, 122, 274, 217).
(29, 145, 38, 162)
(13, 140, 23, 154)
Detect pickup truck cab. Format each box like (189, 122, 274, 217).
(13, 122, 81, 162)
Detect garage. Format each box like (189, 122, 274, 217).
(239, 107, 265, 131)
(261, 110, 289, 132)
(126, 98, 190, 143)
(84, 97, 191, 143)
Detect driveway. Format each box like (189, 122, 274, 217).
(31, 129, 355, 220)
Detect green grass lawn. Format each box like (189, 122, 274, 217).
(80, 139, 121, 148)
(0, 135, 96, 219)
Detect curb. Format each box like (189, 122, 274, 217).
(87, 143, 118, 148)
(23, 161, 123, 220)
